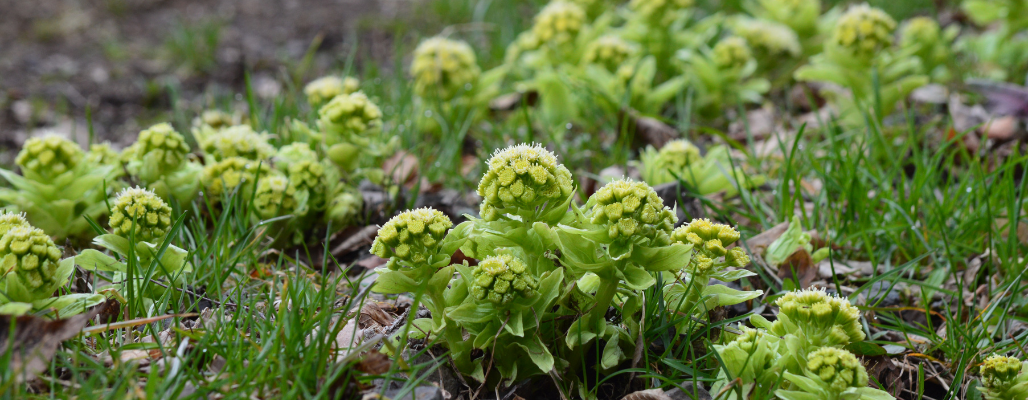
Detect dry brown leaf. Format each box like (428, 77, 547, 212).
(0, 307, 101, 383)
(744, 220, 791, 253)
(777, 249, 817, 289)
(355, 350, 392, 374)
(383, 151, 419, 187)
(330, 225, 380, 259)
(355, 302, 394, 329)
(356, 255, 388, 270)
(622, 388, 673, 400)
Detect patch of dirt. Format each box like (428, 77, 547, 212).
(0, 0, 417, 149)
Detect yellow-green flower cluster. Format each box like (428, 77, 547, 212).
(0, 226, 62, 300)
(629, 0, 693, 20)
(194, 110, 244, 131)
(16, 135, 83, 180)
(477, 144, 574, 221)
(755, 0, 820, 35)
(286, 160, 328, 211)
(326, 189, 363, 227)
(0, 211, 29, 234)
(470, 254, 539, 306)
(108, 187, 173, 242)
(672, 218, 748, 273)
(201, 157, 274, 199)
(831, 4, 896, 61)
(253, 175, 298, 219)
(900, 17, 940, 49)
(126, 123, 191, 172)
(304, 76, 360, 108)
(712, 37, 753, 71)
(201, 125, 276, 162)
(86, 143, 121, 167)
(981, 355, 1023, 391)
(370, 208, 453, 267)
(805, 347, 869, 392)
(318, 92, 383, 135)
(583, 35, 637, 73)
(274, 143, 318, 172)
(588, 179, 676, 245)
(531, 2, 586, 47)
(734, 19, 801, 58)
(411, 37, 481, 101)
(655, 139, 701, 171)
(772, 288, 865, 348)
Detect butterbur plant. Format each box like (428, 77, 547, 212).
(75, 187, 192, 316)
(411, 37, 482, 102)
(199, 124, 276, 163)
(201, 156, 274, 204)
(124, 123, 203, 205)
(899, 17, 957, 82)
(711, 327, 781, 398)
(304, 75, 359, 109)
(776, 347, 892, 400)
(677, 36, 770, 115)
(316, 91, 397, 174)
(978, 355, 1028, 400)
(637, 139, 766, 197)
(0, 212, 104, 317)
(0, 135, 118, 241)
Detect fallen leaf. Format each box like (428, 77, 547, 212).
(355, 302, 394, 329)
(984, 115, 1020, 140)
(383, 151, 419, 187)
(355, 350, 392, 374)
(632, 115, 677, 148)
(744, 221, 791, 253)
(356, 256, 388, 270)
(330, 225, 380, 259)
(777, 249, 817, 289)
(0, 307, 101, 382)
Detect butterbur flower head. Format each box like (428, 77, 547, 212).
(629, 0, 694, 21)
(304, 76, 360, 107)
(128, 123, 191, 171)
(470, 254, 539, 306)
(411, 37, 481, 100)
(0, 211, 30, 236)
(531, 2, 586, 47)
(286, 160, 328, 211)
(87, 142, 121, 167)
(253, 175, 298, 219)
(831, 4, 896, 61)
(712, 37, 753, 71)
(589, 179, 676, 246)
(195, 110, 242, 131)
(981, 355, 1023, 391)
(583, 35, 637, 72)
(477, 144, 574, 221)
(274, 143, 318, 172)
(201, 125, 276, 162)
(806, 347, 869, 392)
(109, 187, 173, 241)
(656, 139, 702, 170)
(0, 227, 62, 299)
(672, 219, 747, 272)
(370, 208, 453, 267)
(318, 92, 383, 134)
(719, 327, 778, 381)
(774, 288, 865, 347)
(326, 189, 363, 227)
(16, 135, 83, 180)
(734, 19, 801, 58)
(202, 157, 274, 198)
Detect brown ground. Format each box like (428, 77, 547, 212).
(0, 0, 418, 156)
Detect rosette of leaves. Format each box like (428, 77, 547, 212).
(663, 219, 761, 322)
(0, 135, 118, 241)
(711, 327, 782, 399)
(580, 54, 688, 118)
(201, 156, 275, 204)
(744, 0, 820, 46)
(637, 140, 766, 197)
(0, 221, 104, 317)
(765, 216, 829, 269)
(75, 188, 192, 316)
(200, 124, 276, 163)
(978, 355, 1028, 400)
(728, 17, 802, 75)
(316, 91, 397, 173)
(676, 36, 770, 114)
(751, 288, 866, 375)
(794, 4, 927, 123)
(547, 178, 692, 349)
(899, 17, 957, 82)
(304, 75, 359, 109)
(123, 123, 202, 205)
(776, 347, 894, 400)
(446, 251, 565, 382)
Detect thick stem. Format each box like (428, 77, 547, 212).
(586, 278, 620, 335)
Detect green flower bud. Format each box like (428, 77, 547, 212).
(470, 254, 539, 306)
(326, 189, 363, 228)
(0, 226, 63, 300)
(725, 247, 750, 268)
(274, 143, 318, 172)
(831, 4, 896, 62)
(477, 144, 574, 221)
(672, 219, 747, 273)
(733, 19, 801, 58)
(531, 2, 586, 47)
(900, 17, 940, 49)
(201, 157, 274, 199)
(979, 354, 1028, 400)
(588, 179, 676, 246)
(86, 142, 122, 167)
(773, 288, 865, 348)
(805, 347, 869, 393)
(656, 139, 702, 171)
(716, 327, 778, 384)
(411, 37, 481, 101)
(286, 160, 328, 212)
(370, 208, 453, 267)
(0, 211, 30, 236)
(108, 187, 173, 241)
(712, 37, 753, 71)
(253, 175, 298, 219)
(126, 123, 191, 173)
(16, 135, 84, 180)
(318, 91, 383, 136)
(629, 0, 693, 20)
(583, 35, 637, 72)
(304, 76, 360, 108)
(201, 125, 276, 162)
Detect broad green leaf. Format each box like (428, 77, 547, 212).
(702, 285, 763, 307)
(76, 249, 126, 272)
(372, 270, 419, 294)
